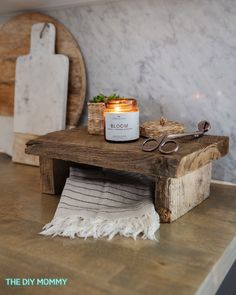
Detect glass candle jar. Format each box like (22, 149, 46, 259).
(104, 98, 140, 142)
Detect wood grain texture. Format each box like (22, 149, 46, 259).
(0, 12, 86, 127)
(25, 127, 229, 178)
(1, 153, 236, 295)
(38, 154, 212, 222)
(155, 163, 212, 223)
(13, 132, 39, 166)
(39, 157, 69, 194)
(12, 22, 69, 166)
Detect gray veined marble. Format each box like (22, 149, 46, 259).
(1, 0, 236, 182)
(46, 0, 236, 183)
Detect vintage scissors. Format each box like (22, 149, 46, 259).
(142, 120, 211, 154)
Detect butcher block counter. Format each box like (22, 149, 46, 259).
(0, 153, 236, 295)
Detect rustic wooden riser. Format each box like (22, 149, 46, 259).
(25, 127, 229, 222)
(155, 163, 212, 222)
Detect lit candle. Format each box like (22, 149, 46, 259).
(104, 98, 140, 142)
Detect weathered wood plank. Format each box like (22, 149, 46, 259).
(0, 57, 16, 82)
(39, 157, 69, 194)
(155, 163, 212, 222)
(12, 132, 39, 166)
(0, 82, 14, 116)
(26, 127, 229, 178)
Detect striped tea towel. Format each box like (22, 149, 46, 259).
(40, 167, 160, 240)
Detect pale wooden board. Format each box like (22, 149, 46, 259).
(0, 116, 13, 155)
(13, 133, 39, 166)
(155, 163, 212, 222)
(0, 12, 86, 160)
(12, 23, 69, 165)
(14, 23, 69, 135)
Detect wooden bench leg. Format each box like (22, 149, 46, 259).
(39, 157, 69, 195)
(155, 163, 212, 223)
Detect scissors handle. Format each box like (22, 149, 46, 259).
(159, 139, 179, 154)
(142, 137, 162, 152)
(142, 120, 210, 154)
(142, 136, 179, 154)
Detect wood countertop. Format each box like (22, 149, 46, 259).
(0, 153, 235, 295)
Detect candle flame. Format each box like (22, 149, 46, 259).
(114, 105, 121, 112)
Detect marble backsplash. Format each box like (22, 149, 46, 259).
(1, 0, 236, 182)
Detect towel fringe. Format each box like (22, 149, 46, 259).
(40, 210, 159, 241)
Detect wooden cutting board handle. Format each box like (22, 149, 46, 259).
(0, 12, 86, 127)
(0, 12, 86, 159)
(30, 23, 55, 54)
(13, 22, 69, 166)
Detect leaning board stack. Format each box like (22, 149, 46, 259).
(0, 12, 86, 165)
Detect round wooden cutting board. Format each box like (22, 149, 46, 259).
(0, 12, 86, 127)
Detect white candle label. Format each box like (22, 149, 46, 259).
(105, 111, 139, 141)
